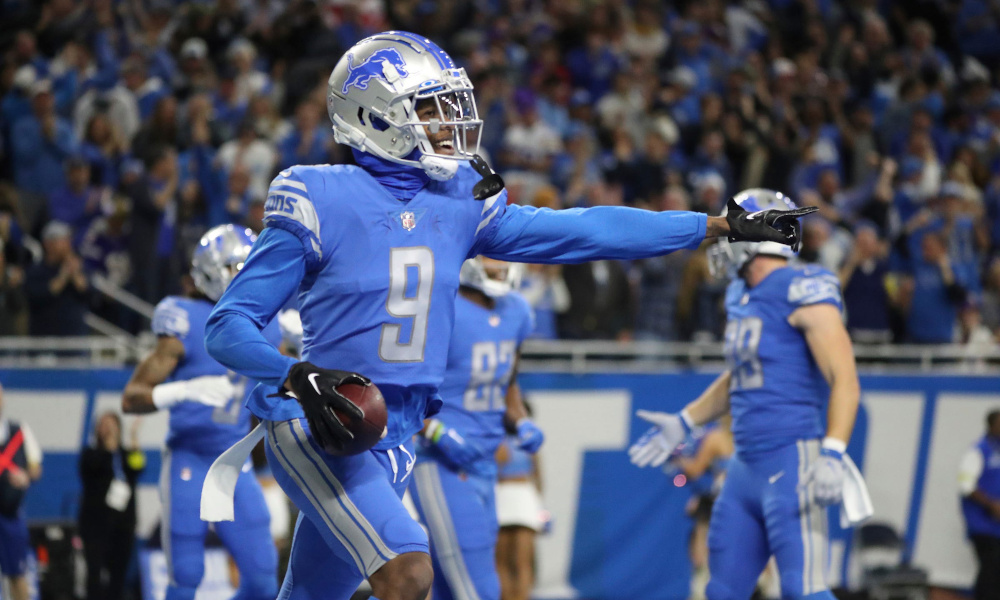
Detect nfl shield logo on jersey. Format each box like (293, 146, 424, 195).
(401, 211, 416, 231)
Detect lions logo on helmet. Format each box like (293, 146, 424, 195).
(708, 189, 801, 280)
(327, 31, 482, 181)
(342, 48, 411, 94)
(191, 224, 256, 301)
(460, 257, 524, 297)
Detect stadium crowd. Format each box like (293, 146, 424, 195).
(1, 0, 1000, 346)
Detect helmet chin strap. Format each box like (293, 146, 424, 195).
(332, 114, 461, 181)
(419, 155, 459, 180)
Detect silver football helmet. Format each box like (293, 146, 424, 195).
(191, 224, 256, 301)
(328, 31, 482, 181)
(708, 189, 799, 279)
(460, 257, 524, 297)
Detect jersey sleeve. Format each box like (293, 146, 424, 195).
(786, 268, 843, 311)
(263, 168, 324, 271)
(473, 201, 707, 263)
(205, 227, 303, 387)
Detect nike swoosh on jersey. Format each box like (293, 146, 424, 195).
(769, 470, 785, 484)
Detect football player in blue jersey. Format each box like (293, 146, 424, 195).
(122, 224, 280, 600)
(629, 189, 861, 600)
(202, 32, 814, 600)
(409, 257, 541, 600)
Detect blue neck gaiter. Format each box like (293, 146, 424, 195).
(352, 149, 430, 201)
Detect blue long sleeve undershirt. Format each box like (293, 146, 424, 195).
(205, 227, 303, 387)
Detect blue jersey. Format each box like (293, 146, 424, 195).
(421, 291, 534, 474)
(723, 265, 843, 456)
(210, 160, 707, 450)
(152, 296, 280, 455)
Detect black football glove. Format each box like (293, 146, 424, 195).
(470, 154, 505, 201)
(725, 198, 818, 251)
(285, 362, 369, 454)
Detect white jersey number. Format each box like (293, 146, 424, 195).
(464, 340, 516, 411)
(724, 317, 763, 390)
(380, 247, 434, 362)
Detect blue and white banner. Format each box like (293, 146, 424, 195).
(1, 368, 996, 599)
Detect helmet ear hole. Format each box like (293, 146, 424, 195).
(370, 116, 390, 132)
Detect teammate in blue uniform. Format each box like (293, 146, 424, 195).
(202, 32, 813, 600)
(629, 189, 861, 600)
(409, 257, 542, 600)
(122, 224, 280, 600)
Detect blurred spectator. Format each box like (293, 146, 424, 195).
(72, 73, 140, 145)
(217, 120, 277, 201)
(959, 409, 1000, 600)
(559, 258, 633, 340)
(633, 187, 693, 341)
(840, 224, 893, 343)
(48, 156, 106, 244)
(502, 90, 562, 182)
(123, 147, 179, 304)
(78, 412, 144, 600)
(278, 100, 331, 170)
(131, 95, 179, 164)
(24, 221, 89, 336)
(121, 57, 169, 121)
(0, 241, 27, 335)
(900, 231, 968, 343)
(10, 79, 77, 198)
(80, 196, 130, 287)
(78, 112, 130, 189)
(0, 382, 43, 600)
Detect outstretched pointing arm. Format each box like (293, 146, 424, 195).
(468, 158, 813, 263)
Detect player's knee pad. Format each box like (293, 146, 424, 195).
(168, 551, 205, 591)
(705, 578, 740, 600)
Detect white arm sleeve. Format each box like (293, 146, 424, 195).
(959, 447, 984, 496)
(19, 423, 43, 468)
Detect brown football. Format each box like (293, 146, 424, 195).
(327, 382, 387, 456)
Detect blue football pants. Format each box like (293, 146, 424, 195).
(264, 418, 428, 600)
(706, 439, 836, 600)
(410, 460, 501, 600)
(160, 447, 277, 600)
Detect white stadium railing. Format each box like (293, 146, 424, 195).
(1, 335, 998, 373)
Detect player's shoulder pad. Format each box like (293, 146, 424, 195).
(152, 296, 192, 339)
(785, 264, 842, 307)
(263, 164, 364, 263)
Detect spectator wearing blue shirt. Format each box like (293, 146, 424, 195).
(902, 230, 968, 343)
(10, 80, 78, 198)
(121, 58, 169, 121)
(78, 112, 129, 190)
(277, 101, 330, 171)
(48, 156, 104, 245)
